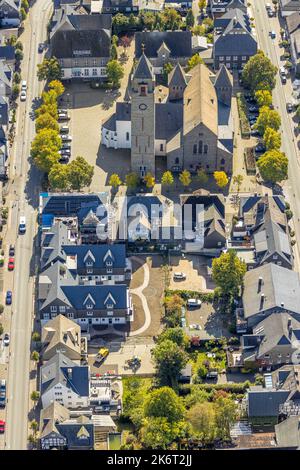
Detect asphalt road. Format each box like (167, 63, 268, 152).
(252, 0, 300, 271)
(4, 0, 52, 450)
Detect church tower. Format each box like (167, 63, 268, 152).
(130, 52, 155, 178)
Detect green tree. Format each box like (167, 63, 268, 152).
(30, 419, 39, 433)
(109, 173, 122, 189)
(187, 54, 204, 71)
(15, 49, 23, 62)
(157, 327, 188, 348)
(140, 417, 185, 449)
(198, 0, 207, 10)
(35, 103, 58, 120)
(35, 113, 59, 133)
(255, 89, 273, 108)
(161, 171, 174, 187)
(32, 331, 40, 342)
(31, 129, 61, 172)
(15, 40, 23, 51)
(163, 62, 174, 85)
(255, 106, 281, 135)
(212, 250, 247, 296)
(162, 9, 182, 30)
(37, 57, 62, 81)
(48, 79, 65, 98)
(110, 43, 118, 60)
(152, 340, 188, 386)
(48, 164, 70, 191)
(242, 50, 277, 92)
(196, 169, 208, 185)
(106, 60, 124, 88)
(144, 172, 155, 188)
(125, 172, 139, 189)
(12, 83, 20, 100)
(186, 9, 195, 29)
(0, 323, 3, 336)
(179, 169, 192, 187)
(31, 351, 39, 363)
(187, 402, 216, 441)
(13, 71, 21, 84)
(32, 148, 60, 173)
(232, 174, 243, 192)
(263, 127, 281, 150)
(214, 396, 237, 440)
(164, 294, 184, 328)
(20, 7, 27, 21)
(112, 14, 130, 35)
(214, 171, 229, 188)
(257, 149, 288, 184)
(67, 156, 94, 190)
(21, 0, 29, 9)
(144, 387, 185, 423)
(42, 89, 59, 105)
(30, 391, 40, 404)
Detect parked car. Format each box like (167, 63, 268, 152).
(94, 348, 109, 364)
(0, 380, 6, 408)
(287, 102, 294, 113)
(60, 126, 69, 134)
(0, 420, 5, 432)
(3, 333, 9, 346)
(251, 129, 260, 136)
(173, 272, 186, 281)
(58, 149, 71, 156)
(5, 291, 12, 305)
(61, 143, 71, 150)
(281, 75, 287, 84)
(38, 43, 44, 53)
(61, 134, 72, 142)
(21, 80, 27, 91)
(187, 299, 201, 308)
(58, 112, 70, 121)
(9, 245, 14, 256)
(20, 91, 26, 101)
(206, 371, 218, 379)
(269, 31, 276, 39)
(255, 143, 266, 153)
(19, 215, 26, 234)
(8, 258, 14, 271)
(59, 156, 70, 164)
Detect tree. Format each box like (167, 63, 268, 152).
(214, 171, 229, 188)
(263, 127, 281, 150)
(42, 89, 59, 105)
(0, 305, 4, 314)
(15, 40, 23, 51)
(67, 156, 94, 190)
(35, 113, 59, 133)
(31, 351, 39, 363)
(255, 89, 273, 108)
(140, 417, 185, 449)
(125, 172, 139, 189)
(13, 71, 21, 84)
(12, 83, 20, 100)
(164, 294, 184, 328)
(157, 327, 188, 348)
(161, 171, 174, 187)
(152, 340, 188, 387)
(48, 79, 65, 98)
(196, 169, 208, 185)
(187, 54, 204, 71)
(179, 169, 192, 187)
(162, 9, 182, 31)
(21, 0, 29, 10)
(257, 149, 288, 184)
(110, 43, 118, 60)
(186, 9, 195, 29)
(32, 332, 40, 342)
(255, 106, 281, 135)
(242, 51, 277, 92)
(48, 164, 70, 191)
(232, 174, 243, 192)
(144, 172, 155, 188)
(30, 391, 40, 404)
(163, 62, 174, 85)
(106, 60, 124, 88)
(212, 250, 247, 296)
(32, 148, 60, 173)
(109, 173, 122, 189)
(31, 129, 61, 172)
(37, 57, 61, 81)
(144, 387, 185, 423)
(187, 402, 215, 441)
(214, 396, 237, 440)
(0, 323, 3, 336)
(198, 0, 207, 11)
(30, 419, 39, 433)
(15, 49, 23, 62)
(20, 7, 27, 21)
(35, 103, 58, 120)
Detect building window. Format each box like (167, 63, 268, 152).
(233, 56, 238, 61)
(204, 144, 208, 154)
(84, 69, 89, 76)
(220, 158, 225, 164)
(140, 86, 146, 96)
(87, 269, 93, 274)
(198, 140, 203, 154)
(92, 68, 97, 76)
(74, 60, 78, 66)
(106, 303, 114, 309)
(226, 56, 231, 61)
(59, 306, 66, 313)
(242, 56, 247, 61)
(126, 132, 130, 141)
(160, 143, 163, 151)
(50, 306, 57, 312)
(61, 70, 65, 78)
(86, 304, 93, 310)
(219, 56, 224, 61)
(193, 143, 197, 154)
(175, 157, 179, 164)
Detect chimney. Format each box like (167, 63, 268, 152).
(281, 302, 285, 308)
(67, 368, 72, 380)
(260, 293, 265, 310)
(258, 276, 263, 291)
(288, 317, 292, 328)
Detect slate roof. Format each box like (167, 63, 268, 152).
(56, 420, 94, 448)
(41, 220, 74, 269)
(62, 243, 126, 269)
(133, 53, 154, 80)
(215, 8, 251, 32)
(155, 102, 183, 140)
(248, 387, 290, 417)
(41, 193, 107, 217)
(242, 264, 300, 319)
(40, 351, 89, 397)
(275, 416, 300, 448)
(0, 46, 15, 62)
(0, 0, 19, 15)
(168, 63, 187, 89)
(60, 284, 129, 310)
(215, 64, 233, 89)
(40, 401, 70, 439)
(214, 30, 257, 56)
(42, 314, 81, 359)
(51, 29, 111, 59)
(135, 31, 192, 59)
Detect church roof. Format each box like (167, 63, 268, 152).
(215, 64, 233, 89)
(133, 53, 153, 80)
(168, 63, 187, 89)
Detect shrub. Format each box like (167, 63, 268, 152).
(237, 93, 251, 138)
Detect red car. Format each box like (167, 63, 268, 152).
(8, 257, 14, 271)
(0, 420, 5, 433)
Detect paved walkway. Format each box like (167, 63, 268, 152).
(129, 256, 151, 337)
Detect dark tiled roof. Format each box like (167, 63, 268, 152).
(51, 29, 111, 59)
(135, 31, 192, 59)
(0, 46, 15, 61)
(61, 284, 129, 310)
(155, 102, 183, 140)
(62, 244, 126, 269)
(214, 31, 257, 56)
(248, 388, 290, 417)
(133, 53, 154, 80)
(41, 193, 106, 217)
(56, 422, 94, 449)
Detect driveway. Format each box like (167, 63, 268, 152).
(169, 255, 215, 292)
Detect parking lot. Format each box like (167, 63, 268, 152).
(169, 255, 215, 292)
(184, 302, 231, 340)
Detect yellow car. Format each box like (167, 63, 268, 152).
(94, 348, 109, 364)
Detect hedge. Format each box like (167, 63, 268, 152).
(244, 147, 256, 175)
(237, 92, 251, 139)
(165, 289, 215, 303)
(179, 381, 251, 396)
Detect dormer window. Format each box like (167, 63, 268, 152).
(106, 303, 113, 309)
(106, 260, 113, 266)
(86, 304, 93, 310)
(86, 261, 93, 267)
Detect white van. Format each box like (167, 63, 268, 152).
(187, 299, 201, 308)
(21, 80, 27, 91)
(19, 216, 26, 234)
(280, 66, 286, 77)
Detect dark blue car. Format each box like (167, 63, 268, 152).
(5, 291, 12, 305)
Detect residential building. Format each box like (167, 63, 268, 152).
(242, 313, 300, 369)
(279, 0, 300, 17)
(135, 31, 193, 74)
(0, 0, 20, 28)
(41, 315, 82, 362)
(240, 263, 300, 329)
(50, 6, 112, 80)
(213, 8, 257, 70)
(100, 0, 140, 14)
(0, 60, 12, 96)
(275, 416, 300, 448)
(40, 352, 90, 409)
(209, 0, 247, 18)
(102, 56, 234, 176)
(286, 12, 300, 73)
(0, 45, 15, 68)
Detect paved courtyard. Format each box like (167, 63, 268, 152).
(169, 254, 215, 292)
(184, 302, 230, 340)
